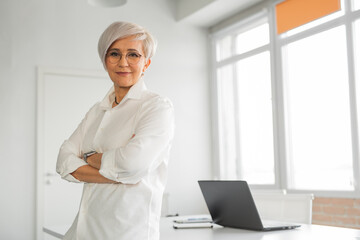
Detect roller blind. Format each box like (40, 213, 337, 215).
(276, 0, 341, 34)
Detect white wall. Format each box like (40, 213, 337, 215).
(0, 0, 212, 238)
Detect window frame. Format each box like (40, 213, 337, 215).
(210, 0, 360, 197)
(210, 9, 282, 190)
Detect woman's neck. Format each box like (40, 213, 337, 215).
(114, 86, 130, 106)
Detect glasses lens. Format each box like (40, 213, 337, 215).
(107, 50, 121, 64)
(106, 51, 142, 64)
(126, 52, 142, 65)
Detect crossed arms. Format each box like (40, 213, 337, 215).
(71, 153, 117, 184)
(56, 97, 174, 185)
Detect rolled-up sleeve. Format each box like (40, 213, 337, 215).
(99, 97, 175, 184)
(56, 139, 87, 183)
(56, 108, 93, 183)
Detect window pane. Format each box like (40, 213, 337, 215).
(216, 35, 232, 62)
(355, 20, 360, 76)
(284, 26, 354, 191)
(354, 0, 360, 11)
(236, 51, 275, 184)
(217, 65, 237, 178)
(236, 23, 269, 55)
(355, 19, 360, 146)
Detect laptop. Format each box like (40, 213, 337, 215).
(198, 180, 301, 231)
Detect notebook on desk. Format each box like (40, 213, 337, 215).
(198, 180, 301, 231)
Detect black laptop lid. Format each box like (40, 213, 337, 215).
(198, 180, 264, 230)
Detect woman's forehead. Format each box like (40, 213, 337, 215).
(109, 36, 144, 52)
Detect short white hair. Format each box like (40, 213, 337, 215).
(98, 21, 157, 70)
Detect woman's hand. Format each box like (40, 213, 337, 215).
(87, 153, 103, 170)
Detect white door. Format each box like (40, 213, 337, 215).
(37, 68, 111, 239)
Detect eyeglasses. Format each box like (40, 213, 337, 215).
(106, 49, 143, 65)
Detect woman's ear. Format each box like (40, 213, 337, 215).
(143, 59, 151, 73)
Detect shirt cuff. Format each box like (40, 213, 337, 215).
(99, 149, 145, 184)
(99, 149, 117, 181)
(60, 155, 88, 183)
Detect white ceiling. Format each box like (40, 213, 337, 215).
(175, 0, 265, 27)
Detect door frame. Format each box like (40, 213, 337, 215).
(36, 66, 108, 239)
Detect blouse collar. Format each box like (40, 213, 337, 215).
(99, 78, 147, 110)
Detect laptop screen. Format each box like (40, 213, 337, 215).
(198, 180, 264, 230)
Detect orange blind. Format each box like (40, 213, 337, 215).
(276, 0, 341, 34)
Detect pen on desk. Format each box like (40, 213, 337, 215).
(165, 213, 179, 217)
(173, 222, 213, 229)
(173, 217, 213, 224)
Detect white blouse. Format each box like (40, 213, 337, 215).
(56, 78, 175, 240)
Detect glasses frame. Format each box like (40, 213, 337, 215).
(106, 49, 143, 65)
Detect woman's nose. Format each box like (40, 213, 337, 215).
(118, 56, 129, 66)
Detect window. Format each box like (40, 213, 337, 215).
(213, 18, 275, 185)
(216, 35, 232, 61)
(355, 19, 360, 86)
(236, 51, 274, 184)
(284, 26, 353, 191)
(355, 19, 360, 151)
(217, 65, 237, 178)
(354, 0, 360, 11)
(211, 0, 360, 196)
(236, 23, 269, 55)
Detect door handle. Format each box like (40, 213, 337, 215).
(44, 172, 58, 185)
(45, 172, 57, 177)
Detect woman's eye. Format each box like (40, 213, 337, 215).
(128, 53, 140, 58)
(110, 52, 120, 57)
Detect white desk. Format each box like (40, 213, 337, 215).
(44, 216, 360, 240)
(161, 216, 360, 240)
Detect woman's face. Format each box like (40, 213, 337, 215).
(106, 36, 150, 89)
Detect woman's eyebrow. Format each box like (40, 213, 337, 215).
(108, 48, 140, 52)
(108, 48, 119, 51)
(127, 48, 140, 52)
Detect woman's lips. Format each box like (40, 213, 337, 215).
(116, 72, 131, 76)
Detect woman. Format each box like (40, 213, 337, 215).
(56, 21, 175, 240)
